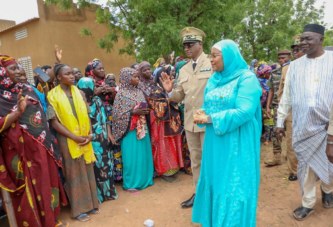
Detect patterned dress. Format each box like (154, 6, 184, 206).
(148, 83, 184, 176)
(112, 68, 154, 190)
(90, 95, 118, 202)
(85, 59, 122, 181)
(0, 60, 67, 226)
(96, 79, 123, 182)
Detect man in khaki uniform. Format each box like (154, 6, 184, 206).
(161, 27, 212, 208)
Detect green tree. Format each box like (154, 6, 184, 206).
(46, 0, 324, 63)
(324, 30, 333, 47)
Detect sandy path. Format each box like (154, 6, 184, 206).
(1, 143, 333, 226)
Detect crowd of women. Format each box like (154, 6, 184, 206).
(0, 52, 191, 226)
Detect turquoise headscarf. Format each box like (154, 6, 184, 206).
(77, 77, 95, 103)
(207, 40, 252, 91)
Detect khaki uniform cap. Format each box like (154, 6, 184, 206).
(180, 27, 206, 44)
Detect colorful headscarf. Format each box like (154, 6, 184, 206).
(0, 55, 19, 92)
(137, 61, 154, 97)
(257, 64, 272, 77)
(112, 67, 146, 142)
(0, 55, 16, 67)
(85, 59, 116, 106)
(85, 58, 101, 78)
(0, 55, 62, 166)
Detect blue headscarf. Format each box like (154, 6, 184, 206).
(206, 40, 253, 92)
(77, 77, 95, 103)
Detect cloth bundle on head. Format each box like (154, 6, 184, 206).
(112, 67, 146, 142)
(303, 24, 325, 35)
(257, 64, 272, 76)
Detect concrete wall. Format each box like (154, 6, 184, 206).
(0, 0, 135, 80)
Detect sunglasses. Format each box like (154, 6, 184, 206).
(183, 42, 197, 49)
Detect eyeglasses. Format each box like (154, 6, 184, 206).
(183, 42, 197, 49)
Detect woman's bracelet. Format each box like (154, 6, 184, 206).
(327, 140, 333, 145)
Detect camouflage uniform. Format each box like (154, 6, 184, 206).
(267, 66, 283, 153)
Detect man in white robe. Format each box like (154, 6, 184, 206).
(276, 23, 333, 221)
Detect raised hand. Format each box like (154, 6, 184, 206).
(160, 72, 174, 92)
(55, 44, 63, 63)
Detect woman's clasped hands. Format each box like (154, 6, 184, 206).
(193, 109, 210, 124)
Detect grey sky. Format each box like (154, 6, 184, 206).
(0, 0, 332, 26)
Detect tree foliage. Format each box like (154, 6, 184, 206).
(45, 0, 327, 63)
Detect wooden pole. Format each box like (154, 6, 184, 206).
(1, 189, 18, 227)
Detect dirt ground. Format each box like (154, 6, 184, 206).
(2, 143, 333, 227)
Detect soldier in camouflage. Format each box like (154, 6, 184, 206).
(265, 50, 291, 166)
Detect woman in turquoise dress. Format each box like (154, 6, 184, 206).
(77, 77, 118, 203)
(112, 68, 154, 190)
(192, 40, 262, 227)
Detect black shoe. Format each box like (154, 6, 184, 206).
(293, 206, 314, 221)
(0, 209, 6, 220)
(288, 174, 298, 181)
(321, 188, 333, 208)
(181, 194, 195, 208)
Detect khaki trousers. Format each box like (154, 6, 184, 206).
(302, 166, 333, 208)
(285, 114, 298, 175)
(185, 130, 205, 192)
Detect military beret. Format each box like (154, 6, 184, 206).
(278, 49, 291, 56)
